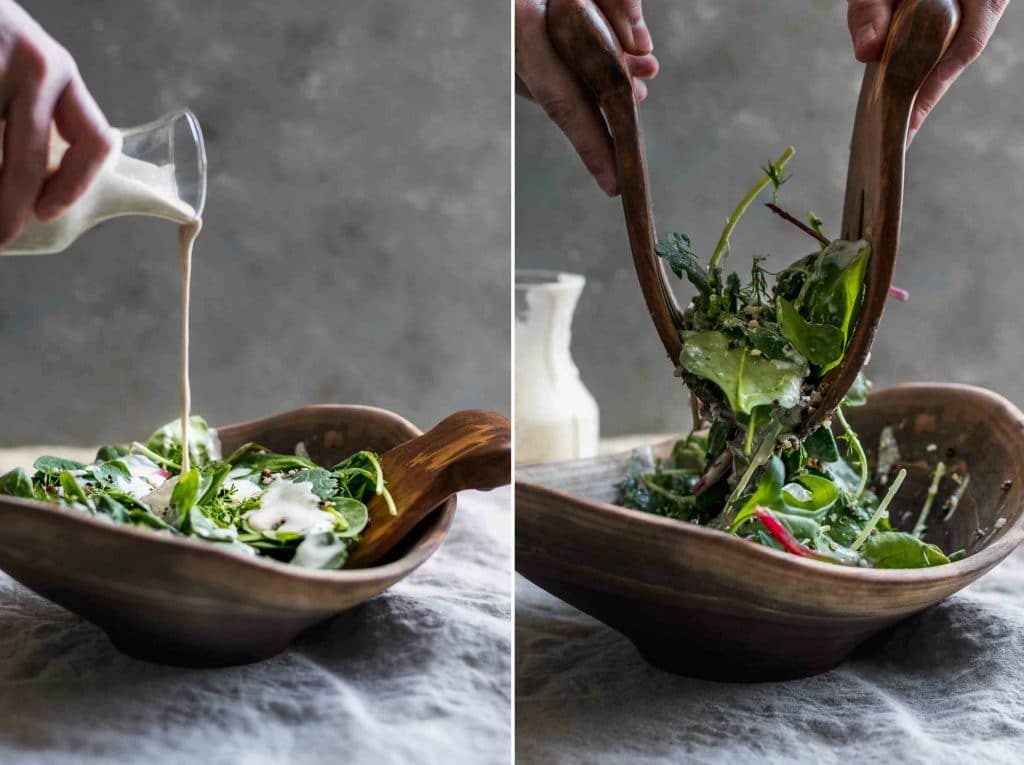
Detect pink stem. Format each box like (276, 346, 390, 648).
(764, 203, 830, 246)
(754, 507, 819, 559)
(888, 285, 909, 301)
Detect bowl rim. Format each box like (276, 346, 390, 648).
(0, 403, 455, 585)
(516, 382, 1024, 586)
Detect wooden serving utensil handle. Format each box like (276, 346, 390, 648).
(547, 0, 684, 364)
(809, 0, 959, 431)
(346, 410, 511, 568)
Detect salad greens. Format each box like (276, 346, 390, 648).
(0, 415, 396, 570)
(618, 149, 963, 568)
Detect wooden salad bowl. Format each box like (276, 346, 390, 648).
(0, 405, 510, 667)
(517, 384, 1024, 681)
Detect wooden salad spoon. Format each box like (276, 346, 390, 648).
(345, 409, 511, 568)
(546, 0, 960, 434)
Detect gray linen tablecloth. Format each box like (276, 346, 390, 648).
(0, 482, 511, 765)
(516, 545, 1024, 765)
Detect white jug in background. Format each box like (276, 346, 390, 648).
(515, 269, 599, 463)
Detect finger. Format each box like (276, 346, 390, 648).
(36, 74, 114, 220)
(633, 77, 648, 102)
(626, 52, 659, 80)
(0, 64, 65, 247)
(909, 0, 1010, 136)
(515, 73, 533, 100)
(847, 0, 894, 62)
(519, 5, 618, 195)
(593, 0, 652, 55)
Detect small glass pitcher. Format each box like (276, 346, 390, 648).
(6, 108, 206, 255)
(515, 269, 600, 463)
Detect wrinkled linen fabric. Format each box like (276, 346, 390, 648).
(0, 481, 511, 765)
(516, 547, 1024, 765)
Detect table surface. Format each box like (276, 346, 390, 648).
(0, 448, 511, 765)
(517, 434, 1024, 765)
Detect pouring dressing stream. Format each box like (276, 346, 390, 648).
(1, 110, 207, 471)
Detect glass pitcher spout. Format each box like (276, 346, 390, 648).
(4, 108, 207, 255)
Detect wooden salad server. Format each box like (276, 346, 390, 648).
(345, 409, 511, 568)
(547, 0, 960, 432)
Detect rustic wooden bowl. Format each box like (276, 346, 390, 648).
(0, 405, 460, 667)
(516, 384, 1024, 681)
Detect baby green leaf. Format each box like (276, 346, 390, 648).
(95, 445, 129, 462)
(329, 498, 369, 538)
(843, 372, 871, 407)
(59, 471, 91, 508)
(730, 456, 786, 531)
(680, 330, 807, 415)
(776, 296, 845, 367)
(33, 456, 86, 475)
(166, 470, 201, 530)
(804, 426, 840, 463)
(0, 468, 35, 499)
(146, 415, 222, 469)
(291, 531, 350, 569)
(861, 531, 950, 568)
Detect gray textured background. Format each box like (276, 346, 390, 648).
(517, 0, 1024, 436)
(0, 0, 509, 446)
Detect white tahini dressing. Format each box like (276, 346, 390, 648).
(224, 478, 262, 502)
(244, 480, 335, 534)
(4, 129, 202, 475)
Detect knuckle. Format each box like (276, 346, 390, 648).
(576, 145, 607, 176)
(963, 31, 988, 62)
(15, 38, 48, 83)
(987, 0, 1011, 16)
(540, 96, 578, 131)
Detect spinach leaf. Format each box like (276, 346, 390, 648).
(776, 296, 845, 367)
(33, 456, 86, 475)
(656, 233, 712, 298)
(95, 445, 129, 462)
(291, 531, 350, 569)
(188, 505, 238, 542)
(798, 239, 869, 370)
(861, 531, 950, 568)
(145, 415, 221, 469)
(804, 426, 840, 463)
(782, 474, 839, 515)
(0, 468, 35, 499)
(730, 456, 786, 530)
(679, 330, 807, 415)
(59, 471, 92, 508)
(843, 372, 871, 407)
(329, 498, 369, 538)
(86, 459, 133, 491)
(166, 470, 201, 530)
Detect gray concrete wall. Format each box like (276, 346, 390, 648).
(516, 0, 1024, 436)
(0, 0, 509, 446)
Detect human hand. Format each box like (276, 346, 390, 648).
(847, 0, 1010, 142)
(516, 0, 658, 196)
(0, 0, 114, 248)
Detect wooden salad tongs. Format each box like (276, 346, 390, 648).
(547, 0, 960, 434)
(345, 410, 510, 568)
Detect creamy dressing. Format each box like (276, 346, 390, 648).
(141, 475, 179, 519)
(177, 220, 200, 473)
(121, 454, 169, 499)
(244, 479, 335, 534)
(515, 271, 599, 463)
(224, 478, 262, 502)
(4, 128, 202, 475)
